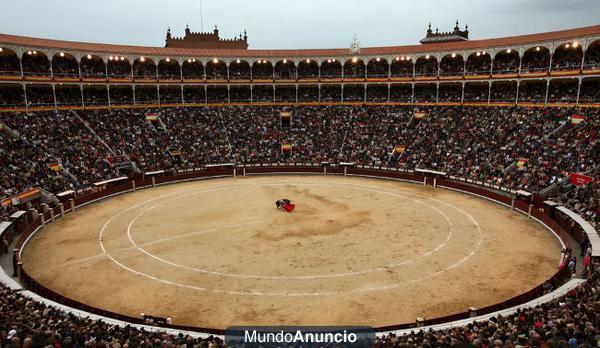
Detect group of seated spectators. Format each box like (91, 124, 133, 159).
(0, 104, 599, 344)
(0, 105, 598, 229)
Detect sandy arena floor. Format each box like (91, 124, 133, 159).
(21, 175, 562, 329)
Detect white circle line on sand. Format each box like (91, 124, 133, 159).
(98, 179, 482, 296)
(123, 182, 455, 279)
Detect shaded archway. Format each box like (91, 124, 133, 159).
(83, 85, 108, 105)
(274, 60, 296, 80)
(107, 56, 131, 79)
(205, 59, 227, 80)
(438, 83, 461, 102)
(439, 54, 464, 76)
(297, 59, 319, 79)
(518, 80, 546, 103)
(415, 55, 438, 77)
(321, 84, 342, 101)
(158, 58, 181, 80)
(493, 49, 520, 74)
(552, 42, 583, 71)
(297, 85, 318, 101)
(22, 50, 50, 77)
(583, 40, 600, 70)
(25, 84, 53, 106)
(343, 84, 365, 101)
(229, 60, 250, 80)
(579, 77, 600, 103)
(230, 85, 251, 102)
(252, 60, 273, 80)
(275, 85, 296, 102)
(108, 85, 133, 104)
(133, 57, 156, 80)
(320, 59, 342, 79)
(0, 83, 25, 107)
(80, 54, 105, 78)
(182, 59, 204, 80)
(465, 51, 491, 76)
(135, 85, 159, 104)
(367, 58, 389, 78)
(0, 48, 21, 76)
(390, 57, 413, 78)
(52, 52, 79, 78)
(521, 46, 550, 73)
(414, 83, 436, 102)
(343, 58, 366, 78)
(253, 85, 274, 101)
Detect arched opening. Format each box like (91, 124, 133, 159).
(82, 84, 108, 105)
(297, 59, 319, 79)
(493, 49, 520, 74)
(490, 81, 517, 103)
(182, 59, 204, 80)
(253, 85, 274, 102)
(52, 52, 79, 78)
(252, 60, 273, 80)
(579, 77, 600, 103)
(366, 84, 388, 102)
(321, 84, 342, 101)
(135, 85, 158, 104)
(80, 54, 105, 78)
(552, 42, 583, 71)
(25, 84, 54, 106)
(159, 85, 182, 104)
(205, 59, 227, 80)
(0, 83, 25, 107)
(22, 50, 50, 77)
(390, 57, 413, 78)
(133, 57, 156, 80)
(206, 85, 228, 102)
(343, 84, 364, 101)
(183, 85, 206, 104)
(107, 56, 131, 79)
(343, 58, 366, 78)
(438, 83, 462, 102)
(297, 85, 318, 101)
(158, 59, 181, 80)
(547, 79, 578, 103)
(415, 55, 438, 77)
(0, 48, 21, 76)
(109, 85, 133, 105)
(275, 85, 296, 102)
(55, 84, 82, 106)
(229, 60, 251, 80)
(274, 60, 296, 80)
(518, 80, 546, 103)
(464, 82, 489, 102)
(320, 59, 342, 79)
(465, 51, 491, 76)
(439, 54, 464, 76)
(583, 40, 600, 70)
(390, 83, 412, 102)
(414, 83, 436, 102)
(521, 46, 550, 73)
(230, 85, 251, 102)
(367, 58, 389, 78)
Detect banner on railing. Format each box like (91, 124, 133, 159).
(394, 145, 406, 155)
(1, 187, 41, 208)
(48, 162, 62, 172)
(281, 143, 292, 156)
(414, 111, 426, 120)
(516, 158, 529, 169)
(569, 172, 593, 186)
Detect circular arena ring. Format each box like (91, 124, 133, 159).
(17, 165, 573, 333)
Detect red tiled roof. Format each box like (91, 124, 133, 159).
(0, 25, 599, 59)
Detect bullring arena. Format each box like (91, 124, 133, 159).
(20, 175, 561, 329)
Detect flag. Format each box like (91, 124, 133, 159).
(569, 173, 593, 186)
(394, 145, 406, 155)
(283, 203, 295, 212)
(169, 149, 182, 157)
(281, 143, 292, 154)
(146, 113, 159, 122)
(570, 114, 585, 125)
(516, 158, 529, 169)
(414, 111, 426, 120)
(48, 162, 61, 172)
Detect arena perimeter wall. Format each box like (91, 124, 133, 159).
(13, 164, 582, 335)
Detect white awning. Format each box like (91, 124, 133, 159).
(557, 206, 600, 257)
